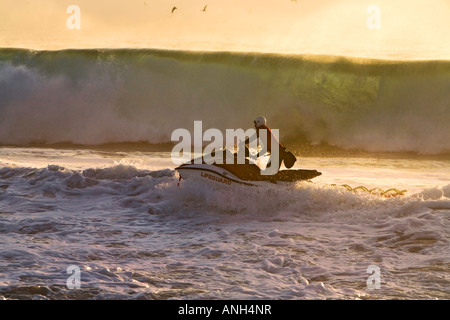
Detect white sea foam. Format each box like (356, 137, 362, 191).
(1, 147, 449, 299)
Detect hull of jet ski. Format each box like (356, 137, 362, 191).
(175, 163, 322, 187)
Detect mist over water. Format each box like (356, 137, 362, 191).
(0, 49, 449, 154)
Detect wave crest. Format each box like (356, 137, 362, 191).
(0, 49, 449, 154)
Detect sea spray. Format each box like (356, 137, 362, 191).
(0, 48, 449, 154)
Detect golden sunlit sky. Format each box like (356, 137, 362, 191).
(0, 0, 449, 59)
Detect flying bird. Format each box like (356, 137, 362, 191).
(202, 5, 208, 12)
(172, 6, 177, 13)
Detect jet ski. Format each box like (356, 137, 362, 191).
(175, 149, 321, 187)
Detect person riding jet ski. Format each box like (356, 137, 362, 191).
(175, 116, 319, 185)
(241, 116, 297, 173)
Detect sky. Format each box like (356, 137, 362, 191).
(0, 0, 449, 59)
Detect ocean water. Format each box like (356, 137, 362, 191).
(0, 147, 449, 300)
(0, 49, 449, 300)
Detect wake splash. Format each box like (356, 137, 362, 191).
(1, 164, 448, 218)
(0, 49, 449, 155)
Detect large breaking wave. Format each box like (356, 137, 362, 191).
(0, 48, 449, 154)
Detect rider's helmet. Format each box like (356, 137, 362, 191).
(254, 116, 267, 128)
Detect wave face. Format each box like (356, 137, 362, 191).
(0, 48, 449, 154)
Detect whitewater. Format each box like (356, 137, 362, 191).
(1, 48, 449, 153)
(0, 147, 449, 299)
(0, 49, 449, 300)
